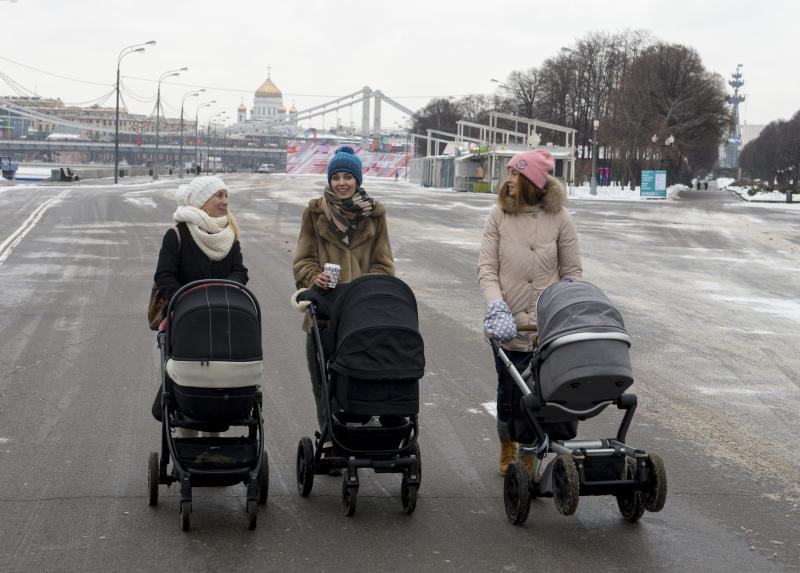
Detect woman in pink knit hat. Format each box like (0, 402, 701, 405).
(477, 149, 583, 476)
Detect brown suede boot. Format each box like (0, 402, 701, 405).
(520, 455, 536, 478)
(498, 437, 517, 476)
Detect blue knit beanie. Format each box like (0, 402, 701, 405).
(327, 146, 363, 186)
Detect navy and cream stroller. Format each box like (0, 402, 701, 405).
(294, 274, 423, 516)
(490, 280, 667, 525)
(148, 279, 268, 531)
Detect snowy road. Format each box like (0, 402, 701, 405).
(0, 174, 798, 572)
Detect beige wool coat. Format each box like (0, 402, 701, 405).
(293, 196, 395, 331)
(478, 175, 582, 351)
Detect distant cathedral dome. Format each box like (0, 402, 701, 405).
(256, 74, 282, 97)
(238, 102, 247, 112)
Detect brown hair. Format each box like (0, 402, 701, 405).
(498, 173, 546, 214)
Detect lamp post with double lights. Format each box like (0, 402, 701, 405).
(178, 88, 204, 179)
(114, 41, 155, 184)
(651, 133, 675, 184)
(561, 47, 600, 195)
(490, 78, 519, 134)
(195, 100, 215, 172)
(153, 67, 188, 180)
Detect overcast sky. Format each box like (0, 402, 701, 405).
(1, 0, 796, 132)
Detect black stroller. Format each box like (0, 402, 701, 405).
(490, 280, 667, 525)
(148, 279, 268, 531)
(295, 275, 423, 516)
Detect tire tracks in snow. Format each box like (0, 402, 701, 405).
(0, 189, 71, 266)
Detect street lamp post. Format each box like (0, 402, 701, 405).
(209, 112, 227, 173)
(590, 67, 600, 195)
(491, 78, 518, 134)
(561, 47, 600, 195)
(153, 67, 188, 180)
(178, 89, 204, 179)
(114, 41, 155, 184)
(194, 100, 215, 172)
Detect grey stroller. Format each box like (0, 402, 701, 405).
(490, 280, 667, 525)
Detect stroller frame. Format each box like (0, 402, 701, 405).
(148, 280, 268, 531)
(295, 299, 421, 517)
(490, 333, 667, 525)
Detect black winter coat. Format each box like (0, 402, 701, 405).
(154, 222, 249, 304)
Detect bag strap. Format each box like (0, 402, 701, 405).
(172, 225, 181, 251)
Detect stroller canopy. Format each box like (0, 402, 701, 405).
(169, 282, 262, 362)
(536, 280, 629, 350)
(329, 275, 425, 380)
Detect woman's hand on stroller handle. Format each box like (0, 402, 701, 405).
(483, 300, 517, 342)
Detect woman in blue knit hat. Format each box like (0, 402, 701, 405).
(292, 146, 395, 452)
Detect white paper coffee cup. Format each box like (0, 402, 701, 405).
(324, 263, 341, 288)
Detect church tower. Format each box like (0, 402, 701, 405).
(253, 67, 283, 121)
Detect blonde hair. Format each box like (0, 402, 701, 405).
(226, 209, 240, 240)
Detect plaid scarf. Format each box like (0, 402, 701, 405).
(321, 187, 375, 244)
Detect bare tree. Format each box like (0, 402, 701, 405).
(606, 42, 731, 184)
(740, 112, 800, 188)
(411, 97, 461, 137)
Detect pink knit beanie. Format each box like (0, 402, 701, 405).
(507, 149, 555, 189)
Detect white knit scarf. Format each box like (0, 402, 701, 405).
(172, 205, 235, 261)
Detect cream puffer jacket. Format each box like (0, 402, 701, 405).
(478, 175, 582, 351)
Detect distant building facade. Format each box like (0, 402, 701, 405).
(0, 96, 190, 140)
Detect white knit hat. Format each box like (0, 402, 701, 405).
(175, 176, 226, 208)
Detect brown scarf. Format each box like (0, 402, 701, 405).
(321, 187, 375, 244)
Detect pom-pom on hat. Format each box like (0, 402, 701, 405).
(327, 146, 363, 186)
(175, 176, 226, 208)
(507, 149, 555, 189)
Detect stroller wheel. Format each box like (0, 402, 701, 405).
(147, 452, 159, 506)
(296, 437, 315, 497)
(400, 475, 417, 515)
(180, 500, 191, 531)
(412, 442, 422, 481)
(342, 480, 358, 517)
(247, 499, 258, 530)
(643, 453, 667, 512)
(616, 457, 645, 522)
(257, 450, 269, 505)
(552, 455, 580, 516)
(503, 461, 531, 525)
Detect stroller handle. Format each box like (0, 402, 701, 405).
(517, 325, 537, 332)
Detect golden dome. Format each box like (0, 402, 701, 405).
(255, 74, 282, 97)
(278, 104, 286, 112)
(290, 105, 297, 113)
(238, 103, 247, 111)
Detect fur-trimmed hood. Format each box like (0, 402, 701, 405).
(499, 175, 566, 214)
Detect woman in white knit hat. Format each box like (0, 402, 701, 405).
(153, 175, 248, 306)
(151, 176, 249, 427)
